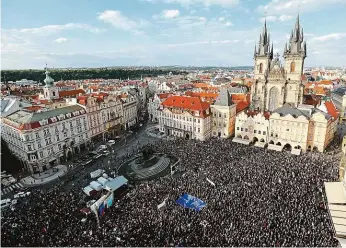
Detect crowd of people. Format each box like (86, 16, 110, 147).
(1, 137, 341, 247)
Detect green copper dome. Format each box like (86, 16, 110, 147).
(44, 67, 54, 87)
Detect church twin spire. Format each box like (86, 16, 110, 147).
(283, 14, 307, 58)
(254, 19, 273, 59)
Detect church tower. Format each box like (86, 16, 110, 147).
(283, 14, 306, 106)
(43, 65, 60, 100)
(252, 20, 274, 110)
(254, 20, 273, 80)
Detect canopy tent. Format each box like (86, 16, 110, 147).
(90, 181, 103, 191)
(97, 177, 109, 186)
(104, 176, 128, 192)
(83, 186, 96, 196)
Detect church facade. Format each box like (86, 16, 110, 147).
(251, 15, 307, 112)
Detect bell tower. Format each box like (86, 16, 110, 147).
(283, 14, 306, 106)
(43, 64, 60, 100)
(254, 19, 273, 80)
(252, 19, 274, 111)
(283, 14, 306, 81)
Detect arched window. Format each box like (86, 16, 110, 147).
(259, 63, 263, 73)
(290, 62, 295, 72)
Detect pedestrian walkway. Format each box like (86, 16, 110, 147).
(21, 165, 68, 187)
(1, 182, 24, 196)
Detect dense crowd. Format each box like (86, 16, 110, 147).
(1, 138, 341, 247)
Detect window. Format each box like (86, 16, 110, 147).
(270, 132, 273, 137)
(286, 129, 289, 131)
(36, 133, 40, 139)
(290, 62, 295, 73)
(38, 142, 42, 148)
(254, 130, 257, 133)
(258, 131, 261, 134)
(28, 145, 32, 151)
(198, 119, 200, 124)
(30, 155, 36, 161)
(58, 144, 62, 150)
(241, 128, 243, 131)
(237, 127, 240, 130)
(25, 135, 29, 141)
(263, 131, 266, 135)
(198, 128, 200, 133)
(40, 151, 44, 158)
(259, 63, 263, 73)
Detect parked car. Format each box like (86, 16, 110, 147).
(11, 199, 18, 205)
(103, 151, 110, 156)
(107, 140, 116, 145)
(14, 192, 31, 199)
(1, 199, 11, 209)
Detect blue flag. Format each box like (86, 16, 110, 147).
(176, 194, 206, 212)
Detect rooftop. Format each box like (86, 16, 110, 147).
(162, 95, 210, 112)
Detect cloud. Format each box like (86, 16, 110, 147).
(163, 9, 180, 19)
(162, 39, 239, 48)
(278, 15, 293, 22)
(16, 23, 105, 34)
(54, 37, 68, 43)
(143, 0, 239, 7)
(225, 22, 233, 26)
(312, 33, 346, 42)
(257, 0, 345, 15)
(259, 16, 277, 23)
(218, 17, 225, 21)
(98, 10, 148, 31)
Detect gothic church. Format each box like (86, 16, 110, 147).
(251, 15, 307, 112)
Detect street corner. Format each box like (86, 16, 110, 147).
(20, 165, 68, 187)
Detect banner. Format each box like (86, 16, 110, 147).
(176, 194, 206, 212)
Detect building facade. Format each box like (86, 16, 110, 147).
(251, 15, 306, 112)
(210, 88, 237, 138)
(1, 105, 89, 173)
(332, 87, 346, 123)
(158, 95, 212, 141)
(233, 101, 338, 153)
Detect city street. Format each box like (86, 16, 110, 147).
(1, 120, 159, 197)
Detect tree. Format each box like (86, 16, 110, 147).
(2, 68, 188, 82)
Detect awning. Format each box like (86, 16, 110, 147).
(324, 182, 346, 239)
(268, 144, 284, 152)
(232, 137, 251, 145)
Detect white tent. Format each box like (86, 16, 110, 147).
(90, 181, 103, 191)
(97, 177, 109, 186)
(83, 186, 95, 196)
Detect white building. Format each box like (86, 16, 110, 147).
(121, 93, 138, 130)
(1, 105, 89, 173)
(234, 111, 270, 147)
(233, 101, 338, 153)
(158, 95, 212, 140)
(148, 93, 172, 122)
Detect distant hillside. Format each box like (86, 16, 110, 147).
(1, 68, 188, 82)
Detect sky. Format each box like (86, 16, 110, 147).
(1, 0, 346, 69)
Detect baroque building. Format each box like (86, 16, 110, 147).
(251, 15, 306, 112)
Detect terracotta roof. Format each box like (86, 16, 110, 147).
(236, 101, 250, 113)
(194, 83, 210, 88)
(185, 91, 219, 101)
(59, 89, 85, 98)
(247, 110, 271, 120)
(157, 93, 172, 99)
(162, 96, 210, 111)
(324, 101, 339, 119)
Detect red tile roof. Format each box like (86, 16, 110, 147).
(236, 101, 250, 113)
(324, 101, 339, 119)
(59, 89, 85, 98)
(162, 95, 210, 111)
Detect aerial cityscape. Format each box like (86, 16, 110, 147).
(1, 0, 346, 247)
